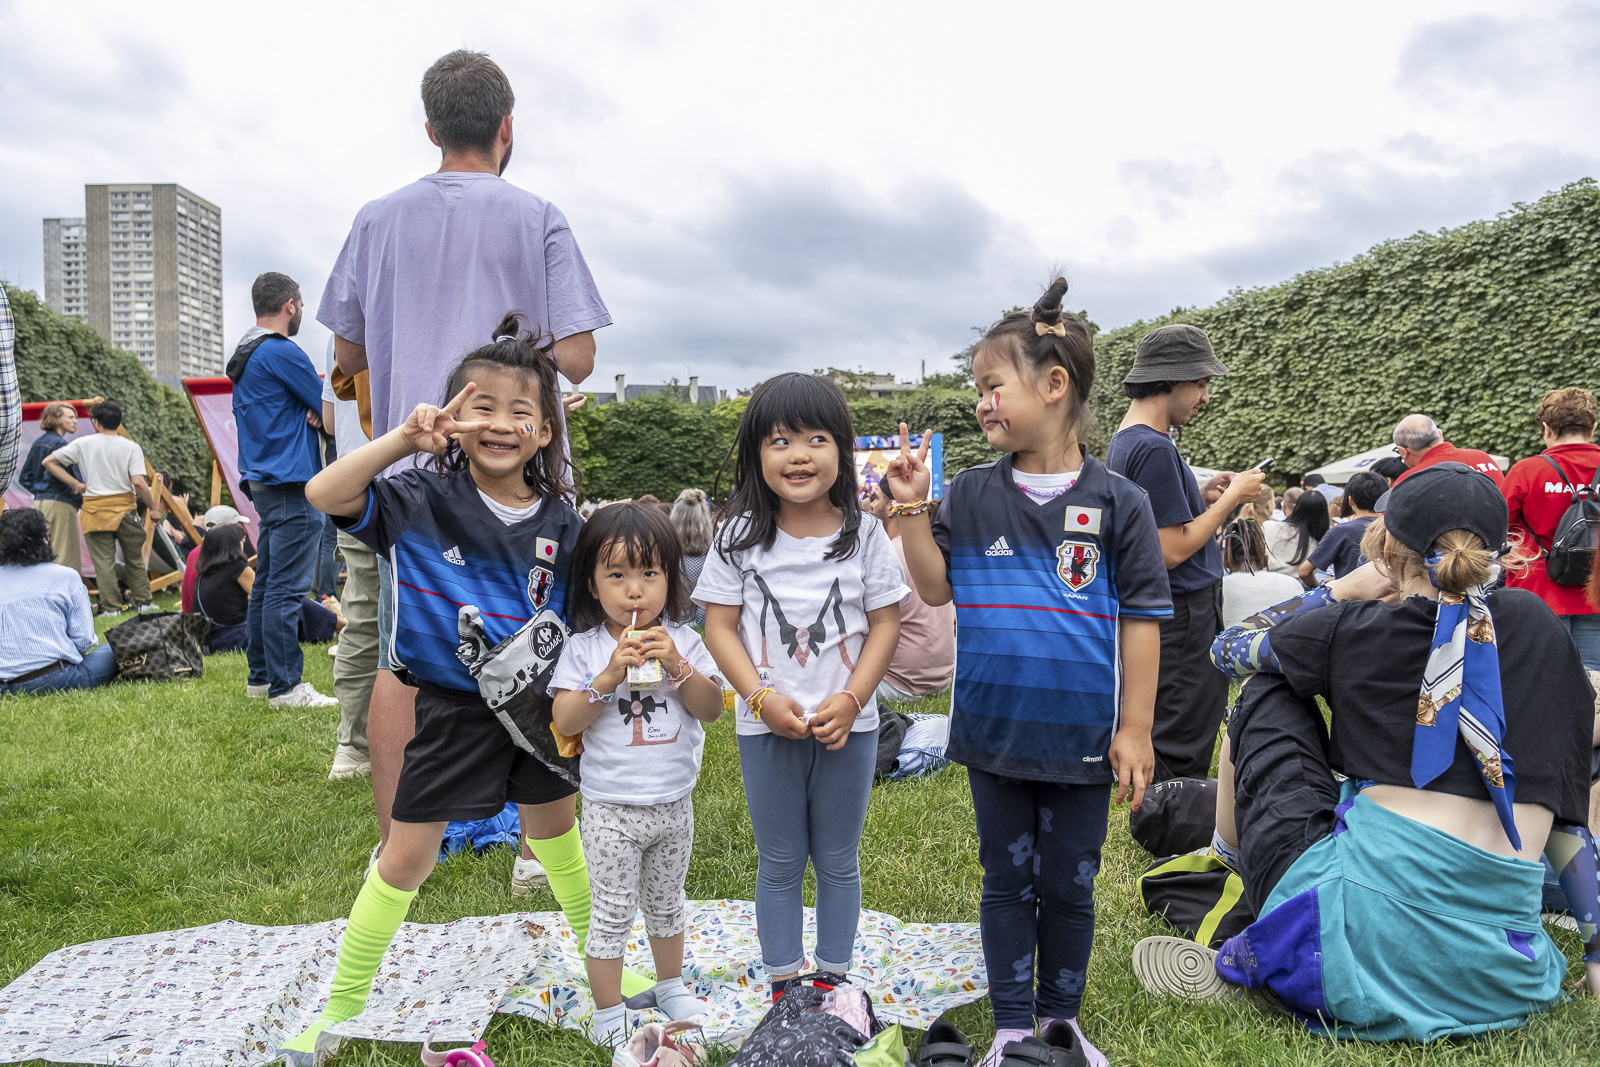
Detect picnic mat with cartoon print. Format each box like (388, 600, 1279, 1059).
(0, 901, 985, 1067)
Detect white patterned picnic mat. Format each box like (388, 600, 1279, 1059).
(0, 902, 984, 1067)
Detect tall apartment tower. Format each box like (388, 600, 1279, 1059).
(84, 183, 224, 386)
(42, 218, 88, 321)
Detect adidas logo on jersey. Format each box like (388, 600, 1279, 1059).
(986, 537, 1014, 557)
(442, 546, 465, 566)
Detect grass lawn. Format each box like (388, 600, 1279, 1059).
(3, 597, 1599, 1065)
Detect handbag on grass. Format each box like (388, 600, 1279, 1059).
(104, 611, 209, 681)
(1137, 851, 1256, 949)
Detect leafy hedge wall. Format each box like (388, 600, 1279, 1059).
(7, 284, 215, 492)
(1084, 179, 1600, 474)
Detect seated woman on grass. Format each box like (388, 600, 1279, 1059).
(194, 524, 342, 654)
(1133, 462, 1600, 1041)
(0, 507, 117, 695)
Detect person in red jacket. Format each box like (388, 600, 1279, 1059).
(1504, 388, 1600, 669)
(1391, 414, 1505, 488)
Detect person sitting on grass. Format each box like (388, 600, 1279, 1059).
(0, 508, 118, 695)
(1132, 463, 1600, 1042)
(193, 524, 343, 654)
(549, 502, 726, 1048)
(281, 315, 634, 1066)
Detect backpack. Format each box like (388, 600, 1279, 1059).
(1137, 851, 1256, 949)
(1537, 456, 1600, 586)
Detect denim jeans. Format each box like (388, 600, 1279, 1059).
(1560, 614, 1600, 673)
(0, 644, 118, 695)
(313, 513, 340, 598)
(245, 481, 320, 697)
(737, 730, 877, 975)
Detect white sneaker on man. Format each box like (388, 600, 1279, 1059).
(510, 855, 548, 897)
(328, 746, 371, 780)
(268, 683, 340, 708)
(246, 683, 270, 698)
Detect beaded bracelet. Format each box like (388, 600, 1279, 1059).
(888, 498, 931, 517)
(746, 686, 774, 719)
(582, 675, 618, 704)
(665, 659, 694, 689)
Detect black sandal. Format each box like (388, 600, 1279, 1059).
(997, 1032, 1086, 1067)
(915, 1019, 975, 1066)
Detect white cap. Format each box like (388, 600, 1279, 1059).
(203, 505, 250, 528)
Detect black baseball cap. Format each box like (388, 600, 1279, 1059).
(1373, 462, 1508, 555)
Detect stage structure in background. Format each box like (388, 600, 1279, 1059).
(856, 432, 943, 501)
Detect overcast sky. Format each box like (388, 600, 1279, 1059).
(2, 0, 1596, 391)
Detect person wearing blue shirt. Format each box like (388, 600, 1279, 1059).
(19, 401, 84, 573)
(227, 272, 337, 709)
(0, 508, 117, 694)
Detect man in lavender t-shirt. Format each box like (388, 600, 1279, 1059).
(316, 50, 610, 892)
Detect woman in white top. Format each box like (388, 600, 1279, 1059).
(1220, 516, 1306, 630)
(1262, 489, 1328, 582)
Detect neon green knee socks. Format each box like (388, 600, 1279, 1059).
(527, 824, 651, 998)
(281, 867, 418, 1055)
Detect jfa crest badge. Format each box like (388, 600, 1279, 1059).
(1056, 540, 1099, 591)
(528, 566, 555, 609)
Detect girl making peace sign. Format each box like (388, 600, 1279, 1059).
(282, 314, 596, 1065)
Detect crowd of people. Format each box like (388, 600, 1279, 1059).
(2, 47, 1599, 1067)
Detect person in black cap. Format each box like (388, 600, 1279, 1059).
(1107, 324, 1266, 780)
(1132, 462, 1600, 1039)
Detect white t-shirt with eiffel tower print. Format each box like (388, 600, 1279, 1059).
(694, 513, 910, 737)
(549, 620, 721, 805)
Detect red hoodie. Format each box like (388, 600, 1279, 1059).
(1392, 441, 1505, 488)
(1503, 442, 1600, 616)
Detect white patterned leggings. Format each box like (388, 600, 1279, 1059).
(580, 795, 695, 959)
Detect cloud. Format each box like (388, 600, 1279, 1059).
(1398, 8, 1600, 101)
(1117, 156, 1232, 222)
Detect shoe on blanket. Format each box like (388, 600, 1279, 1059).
(612, 1020, 699, 1067)
(915, 1018, 975, 1066)
(510, 855, 547, 897)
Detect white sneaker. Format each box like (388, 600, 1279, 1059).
(135, 603, 163, 614)
(268, 683, 340, 708)
(327, 643, 339, 658)
(246, 683, 270, 698)
(328, 746, 371, 780)
(510, 855, 548, 897)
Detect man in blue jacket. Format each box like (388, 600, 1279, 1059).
(229, 272, 338, 709)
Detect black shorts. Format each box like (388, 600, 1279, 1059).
(391, 680, 577, 823)
(1226, 673, 1341, 914)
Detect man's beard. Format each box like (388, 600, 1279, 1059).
(499, 136, 513, 175)
(287, 308, 303, 337)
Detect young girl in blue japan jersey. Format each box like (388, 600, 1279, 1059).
(887, 280, 1170, 1067)
(280, 315, 604, 1066)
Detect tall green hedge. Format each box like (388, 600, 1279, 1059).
(7, 284, 215, 492)
(1084, 179, 1600, 473)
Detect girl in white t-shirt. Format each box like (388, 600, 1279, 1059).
(694, 372, 907, 999)
(550, 502, 725, 1046)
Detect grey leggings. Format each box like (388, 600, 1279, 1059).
(738, 729, 877, 975)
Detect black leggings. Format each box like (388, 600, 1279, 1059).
(968, 768, 1111, 1028)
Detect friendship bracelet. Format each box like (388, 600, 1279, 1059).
(888, 499, 931, 517)
(582, 675, 618, 704)
(665, 659, 694, 689)
(745, 686, 774, 719)
(838, 690, 864, 714)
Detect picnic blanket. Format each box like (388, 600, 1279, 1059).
(0, 902, 984, 1067)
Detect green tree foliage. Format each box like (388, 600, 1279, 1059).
(1086, 179, 1600, 474)
(7, 284, 215, 491)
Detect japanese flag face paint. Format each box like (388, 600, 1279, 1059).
(992, 387, 1010, 431)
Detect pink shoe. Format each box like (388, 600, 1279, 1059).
(614, 1020, 699, 1066)
(977, 1028, 1032, 1067)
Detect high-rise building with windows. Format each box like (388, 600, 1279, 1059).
(84, 183, 223, 386)
(43, 217, 88, 322)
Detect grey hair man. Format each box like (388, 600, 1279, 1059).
(1391, 413, 1504, 488)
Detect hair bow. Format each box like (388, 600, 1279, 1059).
(1033, 320, 1067, 338)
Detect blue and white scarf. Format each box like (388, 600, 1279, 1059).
(1412, 557, 1519, 849)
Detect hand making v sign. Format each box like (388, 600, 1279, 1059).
(882, 421, 934, 504)
(400, 382, 493, 455)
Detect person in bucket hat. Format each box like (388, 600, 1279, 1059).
(1107, 324, 1266, 781)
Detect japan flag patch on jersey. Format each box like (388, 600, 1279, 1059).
(1064, 506, 1102, 535)
(535, 538, 560, 564)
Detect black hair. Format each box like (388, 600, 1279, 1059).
(198, 524, 249, 576)
(428, 311, 574, 503)
(1221, 516, 1269, 574)
(975, 278, 1095, 437)
(565, 501, 694, 632)
(1283, 488, 1329, 564)
(1301, 473, 1325, 487)
(1123, 379, 1174, 400)
(1369, 456, 1408, 483)
(713, 372, 861, 562)
(90, 400, 122, 430)
(1345, 470, 1388, 512)
(251, 272, 300, 317)
(0, 508, 56, 566)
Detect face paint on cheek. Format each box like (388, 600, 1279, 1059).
(992, 388, 1010, 431)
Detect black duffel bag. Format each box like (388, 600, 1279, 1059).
(105, 611, 209, 681)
